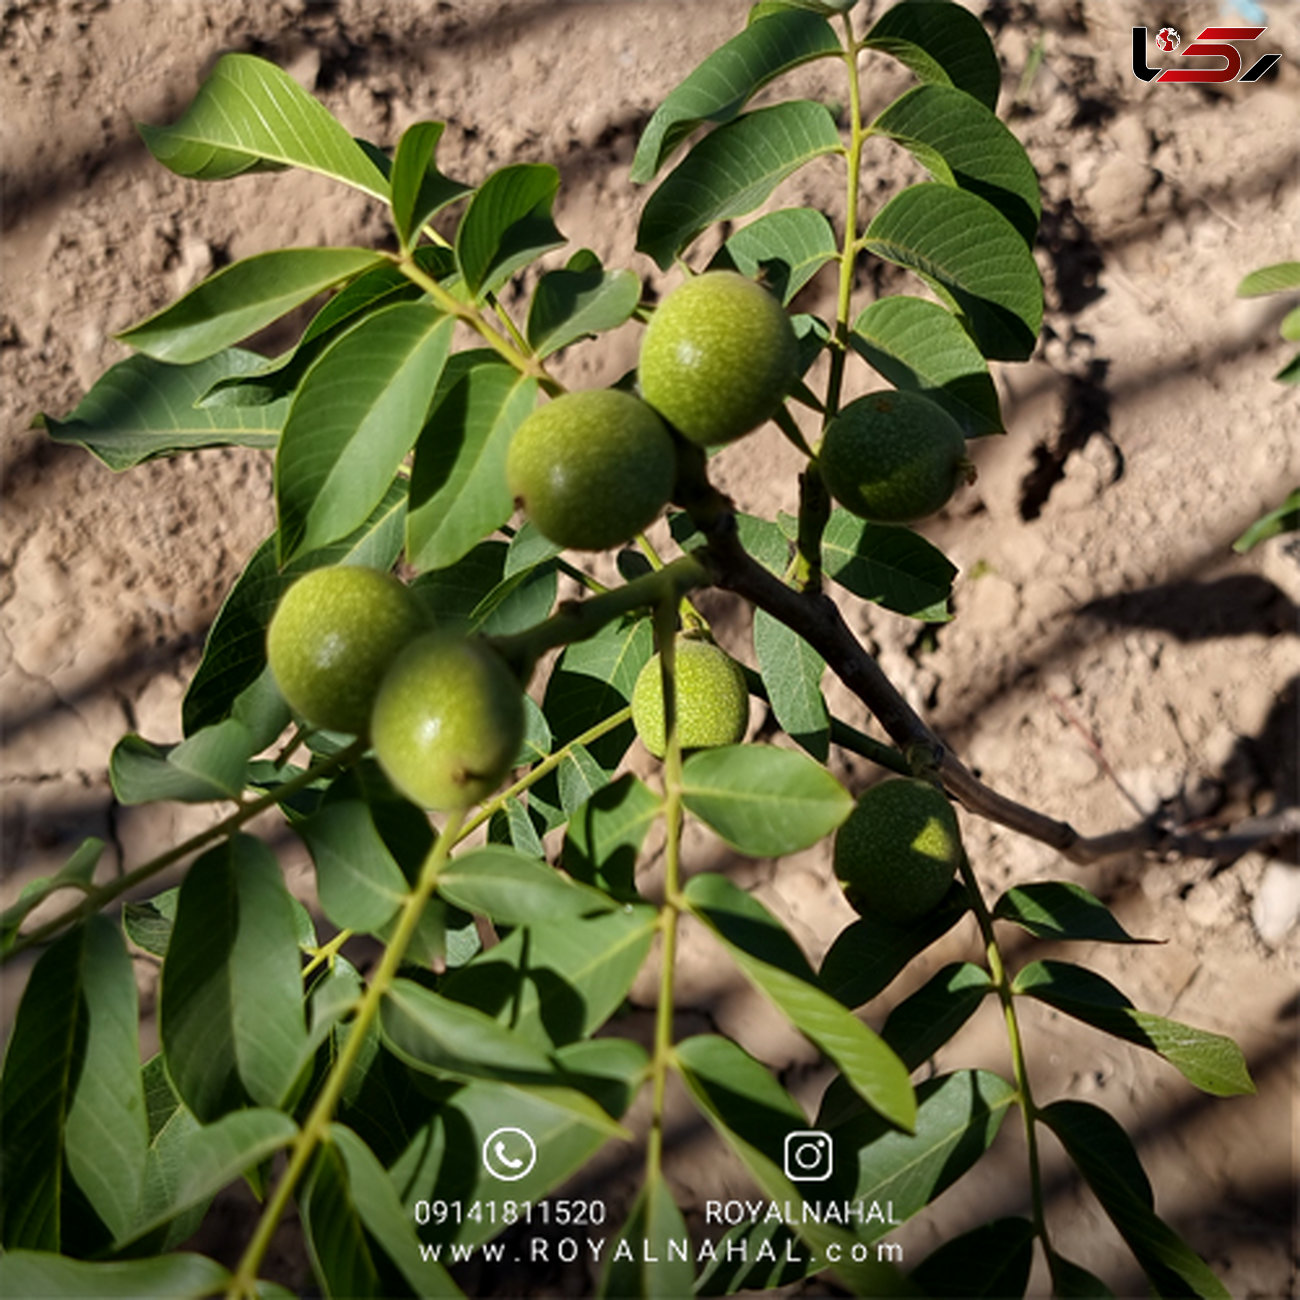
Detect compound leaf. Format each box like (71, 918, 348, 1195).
(870, 85, 1040, 245)
(863, 182, 1042, 361)
(406, 363, 538, 572)
(685, 873, 915, 1131)
(276, 303, 453, 563)
(40, 349, 283, 470)
(682, 744, 852, 857)
(159, 836, 307, 1121)
(182, 480, 406, 734)
(390, 120, 471, 253)
(117, 248, 383, 365)
(631, 8, 840, 182)
(455, 163, 564, 299)
(851, 296, 1002, 436)
(302, 1141, 382, 1300)
(862, 3, 1001, 112)
(138, 52, 388, 198)
(993, 881, 1156, 945)
(527, 250, 641, 358)
(1013, 960, 1254, 1097)
(753, 607, 829, 760)
(436, 845, 617, 926)
(1042, 1100, 1230, 1299)
(637, 101, 842, 270)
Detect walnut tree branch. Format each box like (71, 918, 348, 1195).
(693, 501, 1289, 867)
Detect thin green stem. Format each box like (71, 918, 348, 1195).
(228, 809, 467, 1300)
(459, 704, 633, 841)
(825, 12, 866, 424)
(487, 554, 709, 681)
(395, 255, 560, 393)
(956, 850, 1053, 1271)
(5, 741, 366, 964)
(646, 596, 684, 1187)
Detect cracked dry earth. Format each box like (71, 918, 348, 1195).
(1, 1, 1298, 1296)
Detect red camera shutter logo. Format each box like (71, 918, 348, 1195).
(1132, 25, 1281, 83)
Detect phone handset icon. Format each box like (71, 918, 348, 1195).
(494, 1141, 525, 1170)
(482, 1127, 537, 1180)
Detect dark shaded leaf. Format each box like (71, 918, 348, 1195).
(1041, 1100, 1230, 1299)
(851, 296, 1001, 436)
(390, 121, 471, 252)
(110, 720, 253, 805)
(1, 838, 102, 952)
(880, 962, 991, 1071)
(908, 1216, 1035, 1297)
(526, 250, 641, 357)
(993, 880, 1156, 945)
(1013, 960, 1254, 1096)
(563, 774, 660, 900)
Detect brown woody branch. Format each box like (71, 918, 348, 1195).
(691, 498, 1292, 868)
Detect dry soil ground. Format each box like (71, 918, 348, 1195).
(1, 1, 1298, 1297)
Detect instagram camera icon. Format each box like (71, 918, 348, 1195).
(784, 1130, 833, 1182)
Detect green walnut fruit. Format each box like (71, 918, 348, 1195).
(266, 566, 421, 735)
(370, 633, 525, 811)
(819, 390, 969, 523)
(506, 388, 676, 552)
(834, 778, 963, 923)
(631, 638, 749, 758)
(638, 270, 798, 446)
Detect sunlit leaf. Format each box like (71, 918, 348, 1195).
(718, 207, 838, 304)
(40, 349, 283, 470)
(631, 8, 839, 182)
(753, 607, 829, 759)
(117, 248, 383, 364)
(681, 744, 852, 856)
(563, 774, 660, 900)
(869, 85, 1040, 245)
(390, 120, 471, 252)
(138, 52, 388, 198)
(851, 296, 1001, 436)
(276, 303, 453, 563)
(992, 881, 1156, 945)
(637, 101, 842, 270)
(862, 182, 1042, 361)
(455, 163, 564, 299)
(862, 3, 1001, 111)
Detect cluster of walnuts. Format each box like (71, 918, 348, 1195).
(266, 269, 967, 920)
